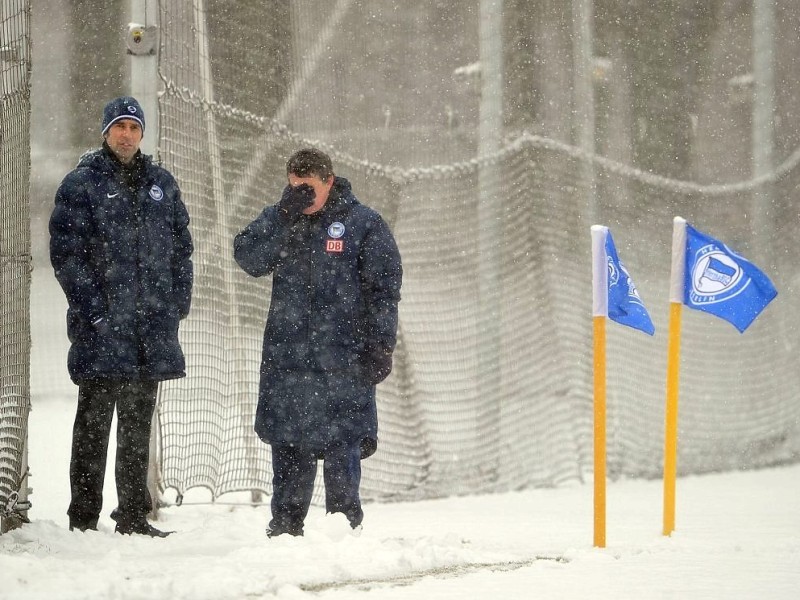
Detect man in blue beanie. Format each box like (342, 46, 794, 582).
(49, 96, 193, 537)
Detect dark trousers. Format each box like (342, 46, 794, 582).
(269, 442, 363, 533)
(67, 380, 158, 527)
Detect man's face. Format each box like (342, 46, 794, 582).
(288, 172, 334, 214)
(105, 119, 143, 164)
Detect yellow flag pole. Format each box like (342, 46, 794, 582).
(591, 226, 608, 548)
(662, 302, 682, 535)
(663, 217, 687, 536)
(593, 315, 607, 547)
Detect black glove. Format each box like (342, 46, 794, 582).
(278, 183, 315, 223)
(360, 437, 378, 459)
(360, 342, 393, 385)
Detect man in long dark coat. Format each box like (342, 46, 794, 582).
(50, 96, 193, 537)
(234, 148, 402, 537)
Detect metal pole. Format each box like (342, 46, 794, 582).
(477, 0, 503, 483)
(191, 0, 266, 504)
(128, 0, 159, 156)
(572, 0, 596, 224)
(752, 0, 775, 252)
(128, 0, 162, 517)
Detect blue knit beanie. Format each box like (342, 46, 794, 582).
(101, 96, 145, 136)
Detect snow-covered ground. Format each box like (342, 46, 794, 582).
(3, 399, 799, 600)
(2, 269, 798, 599)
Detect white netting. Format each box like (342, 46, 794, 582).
(1, 0, 32, 531)
(155, 0, 800, 503)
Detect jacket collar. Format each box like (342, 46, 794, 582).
(316, 176, 355, 217)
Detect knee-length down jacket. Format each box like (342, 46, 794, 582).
(233, 177, 402, 451)
(49, 147, 193, 383)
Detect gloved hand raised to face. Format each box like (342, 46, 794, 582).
(278, 183, 315, 223)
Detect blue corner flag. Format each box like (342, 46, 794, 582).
(684, 224, 777, 333)
(605, 231, 655, 335)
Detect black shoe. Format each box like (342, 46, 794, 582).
(115, 520, 173, 538)
(69, 518, 98, 532)
(266, 526, 303, 538)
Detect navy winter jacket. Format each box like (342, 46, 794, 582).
(233, 177, 402, 451)
(49, 146, 193, 383)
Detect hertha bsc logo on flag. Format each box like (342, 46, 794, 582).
(688, 247, 742, 303)
(683, 223, 777, 332)
(325, 239, 344, 253)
